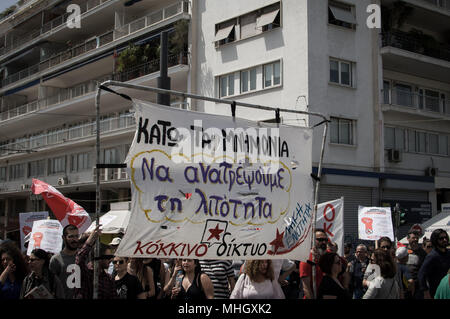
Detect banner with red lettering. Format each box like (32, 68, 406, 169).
(116, 101, 315, 261)
(31, 179, 91, 233)
(317, 198, 344, 256)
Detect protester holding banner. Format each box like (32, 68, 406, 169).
(49, 224, 80, 299)
(230, 259, 285, 299)
(127, 258, 155, 299)
(171, 259, 214, 300)
(73, 226, 117, 299)
(418, 229, 450, 299)
(317, 252, 351, 299)
(20, 248, 64, 299)
(362, 249, 400, 299)
(299, 229, 328, 299)
(405, 230, 426, 299)
(0, 242, 29, 299)
(347, 244, 369, 299)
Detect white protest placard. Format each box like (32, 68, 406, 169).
(116, 100, 315, 261)
(19, 211, 49, 252)
(317, 198, 344, 256)
(358, 206, 394, 241)
(85, 214, 117, 233)
(27, 219, 63, 256)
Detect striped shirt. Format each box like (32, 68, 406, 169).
(200, 260, 234, 299)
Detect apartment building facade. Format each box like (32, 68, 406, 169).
(1, 0, 449, 243)
(192, 0, 450, 242)
(0, 0, 191, 240)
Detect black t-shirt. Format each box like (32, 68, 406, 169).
(318, 275, 351, 300)
(115, 273, 144, 299)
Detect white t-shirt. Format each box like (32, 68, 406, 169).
(230, 274, 285, 299)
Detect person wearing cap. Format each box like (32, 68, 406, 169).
(107, 237, 121, 276)
(49, 224, 80, 299)
(395, 246, 414, 299)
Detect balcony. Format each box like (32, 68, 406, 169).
(382, 88, 450, 117)
(382, 30, 450, 62)
(0, 0, 189, 90)
(0, 0, 113, 57)
(0, 52, 188, 123)
(381, 30, 450, 83)
(0, 113, 136, 157)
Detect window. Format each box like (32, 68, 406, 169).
(0, 167, 6, 181)
(256, 3, 280, 32)
(240, 68, 257, 93)
(383, 81, 391, 104)
(219, 73, 235, 97)
(439, 135, 448, 156)
(328, 1, 356, 29)
(408, 130, 448, 156)
(330, 117, 354, 145)
(9, 163, 25, 180)
(71, 152, 92, 172)
(102, 148, 118, 164)
(424, 89, 440, 112)
(417, 131, 427, 153)
(263, 61, 281, 88)
(28, 160, 46, 177)
(240, 12, 259, 39)
(394, 84, 413, 107)
(429, 133, 439, 154)
(385, 127, 405, 150)
(49, 156, 66, 174)
(329, 59, 352, 86)
(214, 19, 236, 47)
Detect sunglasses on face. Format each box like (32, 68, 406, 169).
(113, 260, 125, 265)
(425, 245, 432, 249)
(438, 236, 448, 241)
(381, 246, 391, 249)
(316, 238, 328, 242)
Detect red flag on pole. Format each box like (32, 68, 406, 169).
(31, 178, 91, 233)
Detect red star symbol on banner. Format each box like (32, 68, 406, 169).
(207, 224, 224, 241)
(269, 229, 285, 254)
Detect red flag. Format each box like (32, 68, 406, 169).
(31, 178, 91, 233)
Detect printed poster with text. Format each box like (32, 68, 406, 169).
(19, 211, 49, 252)
(26, 219, 63, 256)
(358, 206, 394, 241)
(116, 101, 315, 261)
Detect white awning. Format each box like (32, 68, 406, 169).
(329, 5, 356, 25)
(213, 24, 235, 42)
(256, 9, 280, 28)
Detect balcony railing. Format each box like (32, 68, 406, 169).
(382, 30, 450, 62)
(0, 0, 112, 57)
(422, 0, 450, 11)
(0, 0, 189, 89)
(113, 1, 189, 40)
(382, 88, 450, 115)
(0, 114, 136, 156)
(0, 51, 188, 123)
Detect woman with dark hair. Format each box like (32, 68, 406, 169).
(230, 259, 285, 299)
(317, 252, 351, 299)
(20, 249, 64, 299)
(171, 259, 214, 300)
(0, 242, 29, 299)
(127, 258, 155, 299)
(363, 249, 400, 299)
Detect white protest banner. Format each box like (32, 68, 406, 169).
(358, 206, 394, 241)
(116, 100, 315, 261)
(317, 198, 344, 256)
(27, 219, 63, 256)
(19, 212, 49, 252)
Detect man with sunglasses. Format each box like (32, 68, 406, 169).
(405, 230, 427, 299)
(418, 229, 450, 299)
(299, 229, 328, 299)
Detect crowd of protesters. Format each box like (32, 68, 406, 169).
(0, 224, 449, 299)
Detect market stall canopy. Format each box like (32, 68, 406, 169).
(86, 202, 131, 234)
(400, 212, 450, 244)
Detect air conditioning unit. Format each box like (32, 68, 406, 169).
(425, 167, 438, 177)
(20, 184, 30, 190)
(387, 149, 402, 162)
(57, 177, 68, 186)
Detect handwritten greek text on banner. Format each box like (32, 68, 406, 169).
(116, 101, 314, 261)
